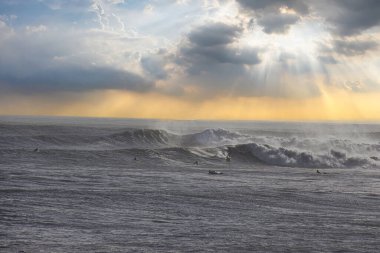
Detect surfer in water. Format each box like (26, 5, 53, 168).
(193, 161, 199, 165)
(33, 148, 39, 152)
(209, 170, 223, 175)
(226, 148, 232, 162)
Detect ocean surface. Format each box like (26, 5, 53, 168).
(1, 116, 379, 252)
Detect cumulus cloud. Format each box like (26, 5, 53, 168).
(177, 22, 260, 74)
(188, 22, 243, 46)
(236, 0, 308, 34)
(257, 12, 300, 34)
(170, 21, 320, 98)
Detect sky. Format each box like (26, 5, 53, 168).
(0, 0, 380, 120)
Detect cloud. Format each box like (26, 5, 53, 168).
(188, 22, 243, 46)
(258, 12, 300, 34)
(318, 55, 338, 65)
(236, 0, 308, 34)
(25, 25, 47, 34)
(0, 66, 152, 93)
(236, 0, 380, 37)
(0, 22, 153, 94)
(332, 39, 378, 56)
(0, 0, 379, 104)
(177, 22, 260, 73)
(171, 21, 320, 98)
(319, 38, 378, 59)
(141, 54, 168, 80)
(236, 0, 309, 15)
(39, 0, 93, 10)
(318, 0, 380, 36)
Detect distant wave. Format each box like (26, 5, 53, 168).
(109, 129, 178, 146)
(180, 128, 247, 146)
(1, 125, 379, 169)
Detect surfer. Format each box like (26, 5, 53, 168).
(134, 157, 137, 161)
(226, 155, 231, 162)
(209, 170, 223, 175)
(194, 161, 199, 165)
(33, 148, 39, 152)
(316, 169, 321, 174)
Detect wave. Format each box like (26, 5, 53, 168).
(109, 129, 178, 146)
(1, 125, 379, 169)
(227, 143, 376, 168)
(0, 127, 246, 149)
(181, 128, 246, 146)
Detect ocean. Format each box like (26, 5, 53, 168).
(1, 116, 379, 252)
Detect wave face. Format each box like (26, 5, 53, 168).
(1, 121, 380, 169)
(181, 128, 247, 146)
(228, 143, 373, 168)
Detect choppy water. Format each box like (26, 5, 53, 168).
(1, 116, 380, 252)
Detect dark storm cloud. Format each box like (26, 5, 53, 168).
(321, 0, 380, 36)
(176, 22, 261, 76)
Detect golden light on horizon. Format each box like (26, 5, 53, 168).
(1, 87, 380, 121)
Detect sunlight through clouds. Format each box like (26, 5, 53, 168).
(0, 0, 379, 120)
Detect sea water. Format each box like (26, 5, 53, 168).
(1, 116, 379, 252)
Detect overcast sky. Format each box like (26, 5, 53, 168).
(0, 0, 379, 120)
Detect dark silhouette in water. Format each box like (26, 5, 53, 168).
(134, 157, 137, 161)
(226, 155, 231, 162)
(194, 161, 199, 165)
(316, 170, 321, 174)
(209, 170, 223, 175)
(33, 148, 39, 152)
(370, 156, 379, 161)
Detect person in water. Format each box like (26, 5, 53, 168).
(194, 161, 199, 165)
(209, 170, 223, 175)
(316, 169, 321, 174)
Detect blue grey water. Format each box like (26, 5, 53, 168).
(1, 116, 379, 252)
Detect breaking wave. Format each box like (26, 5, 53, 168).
(227, 143, 375, 168)
(1, 124, 379, 169)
